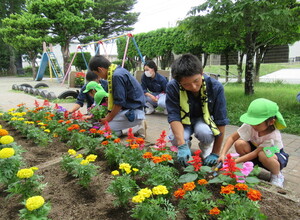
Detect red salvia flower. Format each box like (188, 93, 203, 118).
(187, 150, 202, 171)
(220, 154, 241, 179)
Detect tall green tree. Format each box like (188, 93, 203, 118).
(27, 0, 103, 74)
(184, 0, 300, 95)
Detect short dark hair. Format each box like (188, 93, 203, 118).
(171, 54, 203, 82)
(88, 55, 111, 71)
(85, 70, 98, 82)
(144, 60, 158, 72)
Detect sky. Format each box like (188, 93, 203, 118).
(131, 0, 205, 34)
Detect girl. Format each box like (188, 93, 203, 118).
(219, 98, 289, 187)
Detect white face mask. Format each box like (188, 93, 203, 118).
(144, 71, 152, 77)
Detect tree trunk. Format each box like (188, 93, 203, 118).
(203, 53, 209, 68)
(244, 45, 255, 95)
(254, 46, 267, 82)
(8, 46, 16, 75)
(225, 53, 229, 82)
(237, 52, 244, 83)
(15, 54, 24, 75)
(61, 43, 71, 75)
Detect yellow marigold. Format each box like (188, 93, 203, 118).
(80, 159, 89, 165)
(38, 122, 45, 126)
(235, 183, 248, 191)
(152, 185, 168, 195)
(40, 126, 46, 129)
(0, 113, 3, 117)
(247, 189, 262, 201)
(24, 121, 34, 124)
(132, 168, 139, 172)
(0, 129, 9, 136)
(8, 108, 16, 112)
(30, 167, 39, 171)
(0, 124, 2, 128)
(138, 188, 152, 198)
(0, 148, 15, 159)
(68, 149, 77, 156)
(198, 179, 208, 185)
(124, 168, 132, 174)
(111, 170, 120, 176)
(17, 168, 34, 179)
(209, 207, 221, 215)
(76, 154, 83, 158)
(86, 154, 97, 162)
(17, 118, 24, 121)
(183, 182, 196, 191)
(25, 196, 45, 211)
(44, 129, 50, 133)
(119, 163, 131, 170)
(10, 117, 18, 121)
(132, 195, 145, 203)
(0, 135, 14, 145)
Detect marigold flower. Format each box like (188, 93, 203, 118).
(174, 188, 186, 199)
(79, 129, 86, 133)
(0, 148, 15, 158)
(68, 149, 77, 156)
(44, 129, 50, 133)
(101, 140, 109, 145)
(17, 168, 34, 179)
(80, 159, 89, 165)
(130, 144, 139, 149)
(25, 196, 45, 211)
(97, 130, 105, 135)
(132, 195, 145, 203)
(111, 170, 120, 176)
(58, 120, 64, 123)
(90, 128, 97, 133)
(247, 189, 262, 201)
(0, 129, 9, 136)
(119, 163, 131, 170)
(220, 185, 235, 194)
(132, 168, 139, 172)
(30, 167, 39, 171)
(198, 179, 208, 185)
(76, 154, 83, 158)
(152, 156, 164, 163)
(152, 185, 168, 195)
(124, 168, 132, 174)
(53, 133, 58, 138)
(0, 135, 14, 144)
(138, 188, 152, 198)
(65, 120, 72, 124)
(114, 138, 121, 143)
(235, 183, 248, 191)
(183, 182, 196, 191)
(209, 207, 221, 215)
(161, 154, 172, 161)
(106, 135, 112, 139)
(142, 152, 153, 159)
(86, 154, 97, 162)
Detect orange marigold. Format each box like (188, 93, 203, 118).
(135, 138, 145, 145)
(97, 130, 105, 134)
(90, 128, 97, 133)
(220, 185, 235, 194)
(247, 189, 262, 201)
(58, 120, 64, 123)
(106, 135, 112, 139)
(0, 129, 9, 136)
(173, 188, 186, 199)
(209, 207, 221, 215)
(152, 156, 164, 163)
(65, 120, 72, 124)
(183, 182, 196, 191)
(197, 179, 208, 185)
(101, 140, 109, 146)
(79, 129, 86, 133)
(235, 183, 248, 191)
(130, 144, 139, 149)
(142, 152, 153, 159)
(114, 138, 121, 143)
(161, 154, 172, 161)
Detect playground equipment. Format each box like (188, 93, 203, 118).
(35, 42, 64, 82)
(61, 33, 145, 87)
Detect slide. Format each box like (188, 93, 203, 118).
(35, 53, 49, 81)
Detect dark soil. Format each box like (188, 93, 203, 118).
(1, 121, 300, 220)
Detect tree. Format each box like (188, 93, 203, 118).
(27, 0, 103, 74)
(1, 12, 51, 78)
(184, 0, 300, 95)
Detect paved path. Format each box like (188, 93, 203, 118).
(1, 76, 300, 201)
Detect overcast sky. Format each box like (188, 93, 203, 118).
(132, 0, 204, 34)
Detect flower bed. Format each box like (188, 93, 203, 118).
(0, 101, 300, 219)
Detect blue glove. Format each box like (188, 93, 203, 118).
(177, 143, 192, 167)
(204, 153, 219, 167)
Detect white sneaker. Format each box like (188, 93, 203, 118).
(270, 172, 284, 188)
(163, 109, 168, 115)
(134, 120, 147, 138)
(145, 103, 155, 115)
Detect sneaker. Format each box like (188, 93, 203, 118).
(198, 143, 213, 159)
(135, 120, 147, 138)
(163, 109, 168, 115)
(145, 103, 155, 115)
(270, 172, 284, 188)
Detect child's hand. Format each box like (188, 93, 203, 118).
(217, 154, 225, 163)
(83, 115, 92, 120)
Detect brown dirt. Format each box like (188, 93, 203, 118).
(1, 121, 300, 220)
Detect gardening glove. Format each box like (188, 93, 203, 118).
(177, 143, 191, 167)
(204, 153, 219, 167)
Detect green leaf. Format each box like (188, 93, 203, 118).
(178, 173, 198, 183)
(245, 176, 260, 184)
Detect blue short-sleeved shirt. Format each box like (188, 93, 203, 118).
(166, 74, 229, 126)
(75, 79, 108, 108)
(141, 72, 168, 94)
(112, 67, 145, 110)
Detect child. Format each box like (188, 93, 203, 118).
(219, 98, 289, 187)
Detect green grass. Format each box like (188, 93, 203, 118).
(224, 82, 300, 135)
(204, 63, 300, 78)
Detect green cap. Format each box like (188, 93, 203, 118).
(240, 98, 286, 129)
(83, 81, 104, 93)
(94, 89, 108, 105)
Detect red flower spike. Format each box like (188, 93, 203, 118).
(34, 100, 40, 107)
(220, 154, 241, 179)
(43, 100, 50, 106)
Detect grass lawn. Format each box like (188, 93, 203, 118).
(224, 82, 300, 135)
